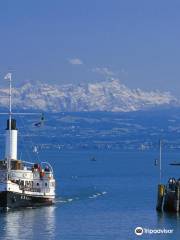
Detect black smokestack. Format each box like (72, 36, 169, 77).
(6, 119, 17, 130)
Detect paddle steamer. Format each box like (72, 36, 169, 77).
(0, 73, 55, 210)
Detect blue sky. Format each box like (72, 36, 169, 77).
(0, 0, 180, 95)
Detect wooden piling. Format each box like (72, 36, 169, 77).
(174, 185, 180, 212)
(156, 184, 164, 212)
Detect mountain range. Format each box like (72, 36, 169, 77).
(0, 79, 178, 112)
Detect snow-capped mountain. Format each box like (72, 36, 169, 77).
(0, 79, 178, 112)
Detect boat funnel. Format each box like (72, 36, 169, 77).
(5, 119, 18, 160)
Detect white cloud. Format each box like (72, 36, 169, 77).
(92, 67, 115, 77)
(68, 58, 83, 65)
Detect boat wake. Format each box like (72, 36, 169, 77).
(88, 191, 107, 199)
(55, 190, 107, 204)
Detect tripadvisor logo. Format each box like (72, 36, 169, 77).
(134, 226, 174, 235)
(135, 227, 143, 236)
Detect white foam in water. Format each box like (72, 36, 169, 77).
(56, 191, 107, 204)
(67, 198, 73, 202)
(89, 195, 97, 199)
(89, 191, 107, 199)
(102, 191, 107, 195)
(55, 199, 67, 203)
(96, 193, 101, 196)
(71, 176, 78, 179)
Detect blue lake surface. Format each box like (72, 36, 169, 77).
(0, 150, 180, 240)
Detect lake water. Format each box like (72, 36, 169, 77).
(0, 150, 180, 240)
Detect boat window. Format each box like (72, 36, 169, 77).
(37, 183, 39, 186)
(51, 182, 55, 187)
(20, 180, 24, 186)
(45, 183, 48, 187)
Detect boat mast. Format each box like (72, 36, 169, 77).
(6, 73, 12, 172)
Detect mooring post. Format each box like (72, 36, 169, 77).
(156, 184, 164, 212)
(175, 185, 180, 212)
(156, 140, 165, 212)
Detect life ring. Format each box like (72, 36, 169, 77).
(40, 172, 45, 178)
